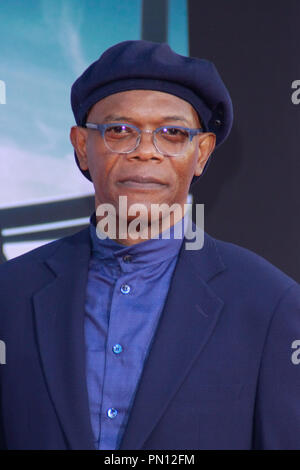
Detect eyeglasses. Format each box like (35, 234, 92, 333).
(85, 122, 204, 157)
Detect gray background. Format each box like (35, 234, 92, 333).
(189, 0, 300, 282)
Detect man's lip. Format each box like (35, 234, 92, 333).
(117, 176, 167, 185)
(117, 180, 167, 190)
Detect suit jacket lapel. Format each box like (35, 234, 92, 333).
(33, 228, 95, 450)
(120, 232, 227, 450)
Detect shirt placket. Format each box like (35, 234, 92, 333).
(98, 266, 141, 450)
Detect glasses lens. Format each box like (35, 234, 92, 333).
(155, 127, 189, 156)
(104, 124, 139, 153)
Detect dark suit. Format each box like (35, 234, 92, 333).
(0, 224, 300, 449)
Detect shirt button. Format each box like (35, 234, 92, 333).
(112, 344, 123, 354)
(120, 283, 131, 294)
(107, 408, 118, 419)
(122, 254, 132, 263)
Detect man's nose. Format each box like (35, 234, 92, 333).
(127, 130, 163, 161)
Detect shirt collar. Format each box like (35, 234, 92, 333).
(89, 210, 189, 269)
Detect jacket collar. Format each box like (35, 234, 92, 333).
(33, 228, 95, 449)
(119, 229, 226, 449)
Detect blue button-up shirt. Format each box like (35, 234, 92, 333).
(84, 212, 187, 449)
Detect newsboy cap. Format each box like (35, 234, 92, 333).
(71, 40, 233, 184)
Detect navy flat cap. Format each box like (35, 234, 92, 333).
(71, 40, 233, 184)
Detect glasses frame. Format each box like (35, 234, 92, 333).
(85, 122, 204, 156)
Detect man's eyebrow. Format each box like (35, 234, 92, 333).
(102, 115, 134, 123)
(101, 114, 192, 125)
(160, 115, 191, 126)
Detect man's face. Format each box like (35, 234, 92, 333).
(71, 89, 215, 218)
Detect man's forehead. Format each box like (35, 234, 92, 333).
(87, 89, 200, 125)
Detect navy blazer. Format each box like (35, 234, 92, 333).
(0, 225, 300, 450)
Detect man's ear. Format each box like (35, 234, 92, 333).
(194, 132, 216, 176)
(70, 126, 89, 171)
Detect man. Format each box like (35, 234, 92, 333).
(0, 40, 300, 450)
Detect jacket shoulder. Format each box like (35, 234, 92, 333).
(0, 227, 90, 278)
(207, 232, 298, 290)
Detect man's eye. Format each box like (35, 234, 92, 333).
(166, 127, 180, 135)
(105, 125, 135, 139)
(161, 127, 188, 139)
(107, 125, 131, 134)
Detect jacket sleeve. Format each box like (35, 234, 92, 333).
(0, 388, 6, 450)
(253, 282, 300, 449)
(0, 418, 5, 449)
